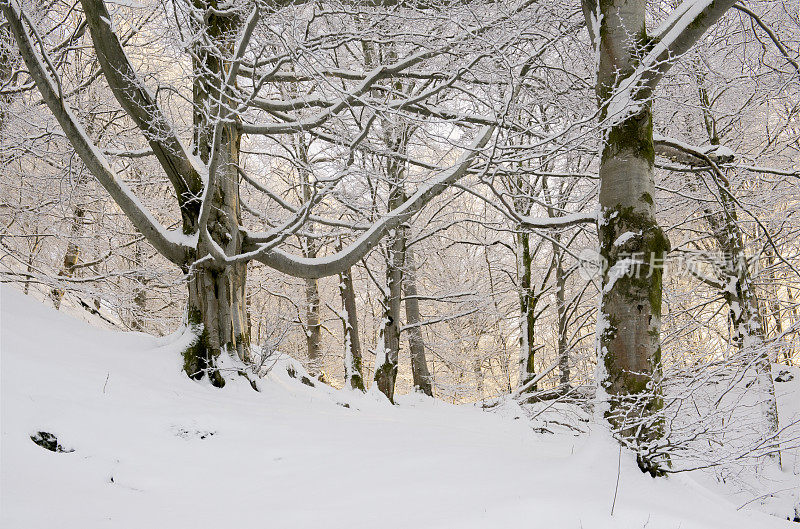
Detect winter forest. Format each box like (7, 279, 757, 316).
(1, 0, 800, 526)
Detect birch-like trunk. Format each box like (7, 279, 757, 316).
(517, 230, 538, 390)
(403, 249, 433, 396)
(51, 206, 85, 309)
(695, 74, 780, 441)
(593, 0, 669, 474)
(339, 265, 365, 390)
(374, 224, 403, 402)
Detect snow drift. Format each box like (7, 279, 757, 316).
(1, 286, 796, 528)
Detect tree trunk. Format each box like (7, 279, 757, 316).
(373, 104, 410, 402)
(764, 247, 790, 364)
(483, 242, 513, 393)
(0, 23, 17, 128)
(51, 206, 85, 309)
(184, 206, 251, 385)
(706, 194, 780, 440)
(786, 286, 798, 366)
(594, 0, 669, 475)
(517, 230, 538, 391)
(553, 236, 570, 388)
(374, 225, 403, 402)
(403, 249, 433, 396)
(543, 174, 571, 388)
(304, 275, 323, 376)
(695, 72, 780, 441)
(182, 8, 251, 385)
(474, 358, 484, 400)
(373, 137, 408, 401)
(130, 240, 148, 331)
(339, 265, 365, 390)
(296, 133, 324, 377)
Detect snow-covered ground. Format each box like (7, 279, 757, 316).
(1, 285, 797, 528)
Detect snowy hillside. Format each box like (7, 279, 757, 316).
(1, 286, 796, 529)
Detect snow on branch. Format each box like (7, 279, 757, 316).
(247, 126, 496, 278)
(602, 0, 738, 126)
(3, 0, 192, 264)
(80, 0, 205, 201)
(653, 134, 735, 167)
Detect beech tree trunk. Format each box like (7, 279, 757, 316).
(298, 135, 323, 376)
(373, 130, 408, 402)
(304, 276, 323, 376)
(593, 0, 669, 474)
(51, 205, 85, 309)
(182, 7, 250, 386)
(694, 76, 780, 440)
(517, 230, 538, 390)
(374, 224, 403, 402)
(339, 265, 365, 390)
(373, 100, 410, 402)
(403, 249, 433, 396)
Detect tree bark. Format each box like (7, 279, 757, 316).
(542, 173, 572, 389)
(373, 131, 408, 402)
(553, 235, 570, 388)
(706, 189, 780, 438)
(517, 230, 538, 390)
(403, 249, 433, 396)
(592, 0, 669, 475)
(786, 286, 799, 366)
(304, 276, 323, 376)
(51, 206, 85, 309)
(339, 265, 365, 390)
(374, 224, 403, 402)
(298, 136, 323, 377)
(0, 23, 18, 128)
(181, 6, 250, 386)
(693, 71, 780, 442)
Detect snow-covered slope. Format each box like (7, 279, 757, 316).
(0, 286, 795, 528)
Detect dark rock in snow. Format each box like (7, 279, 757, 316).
(30, 431, 74, 453)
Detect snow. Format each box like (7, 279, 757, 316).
(613, 231, 639, 247)
(1, 286, 796, 528)
(604, 2, 718, 128)
(517, 210, 598, 229)
(603, 257, 642, 294)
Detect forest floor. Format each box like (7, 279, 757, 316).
(1, 285, 798, 528)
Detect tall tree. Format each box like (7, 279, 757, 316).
(582, 0, 738, 474)
(403, 249, 433, 396)
(4, 0, 495, 386)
